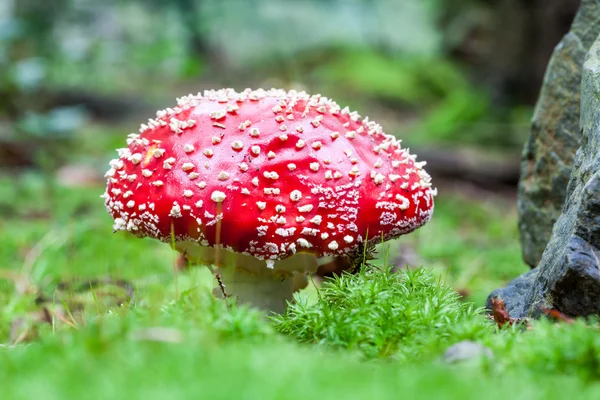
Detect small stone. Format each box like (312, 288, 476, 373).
(442, 341, 493, 364)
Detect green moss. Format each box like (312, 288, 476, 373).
(274, 266, 491, 360)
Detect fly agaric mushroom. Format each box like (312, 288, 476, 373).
(103, 88, 436, 313)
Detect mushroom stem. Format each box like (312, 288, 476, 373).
(213, 266, 299, 313)
(176, 241, 317, 313)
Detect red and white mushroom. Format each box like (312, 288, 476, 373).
(102, 88, 436, 312)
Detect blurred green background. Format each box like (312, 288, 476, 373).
(0, 0, 580, 333)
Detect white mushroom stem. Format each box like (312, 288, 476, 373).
(213, 266, 308, 313)
(176, 241, 318, 313)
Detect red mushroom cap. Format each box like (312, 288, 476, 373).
(103, 88, 435, 264)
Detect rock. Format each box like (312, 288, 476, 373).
(517, 0, 600, 268)
(488, 32, 600, 318)
(487, 269, 540, 318)
(442, 341, 493, 364)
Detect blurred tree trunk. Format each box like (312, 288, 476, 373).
(2, 0, 68, 119)
(441, 0, 579, 106)
(173, 0, 210, 57)
(12, 0, 64, 54)
(147, 0, 228, 69)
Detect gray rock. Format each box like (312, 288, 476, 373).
(518, 0, 600, 268)
(487, 269, 541, 318)
(442, 341, 493, 364)
(488, 32, 600, 318)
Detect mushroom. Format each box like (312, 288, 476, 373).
(102, 88, 436, 313)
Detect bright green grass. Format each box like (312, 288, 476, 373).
(1, 174, 599, 399)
